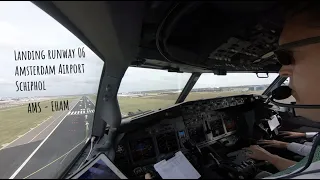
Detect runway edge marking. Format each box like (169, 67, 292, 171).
(9, 98, 82, 179)
(86, 96, 96, 106)
(0, 116, 52, 151)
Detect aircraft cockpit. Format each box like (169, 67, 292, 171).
(2, 1, 319, 179)
(36, 1, 305, 179)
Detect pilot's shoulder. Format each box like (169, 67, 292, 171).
(265, 160, 320, 179)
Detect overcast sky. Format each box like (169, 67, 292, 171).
(0, 1, 279, 98)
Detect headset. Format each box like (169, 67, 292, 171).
(269, 86, 320, 178)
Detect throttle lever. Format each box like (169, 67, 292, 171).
(183, 140, 202, 156)
(208, 153, 220, 165)
(183, 140, 204, 169)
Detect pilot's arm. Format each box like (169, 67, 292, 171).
(244, 145, 296, 171)
(257, 131, 318, 156)
(257, 139, 312, 156)
(279, 131, 317, 139)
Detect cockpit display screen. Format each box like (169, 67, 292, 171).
(69, 153, 127, 179)
(224, 119, 236, 132)
(79, 159, 120, 179)
(129, 138, 156, 162)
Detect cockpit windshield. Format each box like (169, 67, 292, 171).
(185, 73, 279, 102)
(118, 67, 191, 118)
(117, 68, 280, 118)
(0, 2, 103, 179)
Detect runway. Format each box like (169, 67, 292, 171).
(0, 96, 96, 179)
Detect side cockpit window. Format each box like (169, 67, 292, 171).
(0, 2, 103, 179)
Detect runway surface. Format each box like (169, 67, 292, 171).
(0, 96, 96, 179)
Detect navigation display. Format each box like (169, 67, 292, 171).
(79, 159, 120, 179)
(223, 119, 236, 132)
(129, 138, 156, 162)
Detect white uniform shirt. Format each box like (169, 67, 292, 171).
(287, 132, 318, 156)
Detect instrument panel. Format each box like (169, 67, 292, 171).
(115, 95, 282, 178)
(114, 95, 259, 177)
(66, 94, 276, 179)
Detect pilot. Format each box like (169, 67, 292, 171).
(244, 1, 320, 178)
(257, 131, 318, 156)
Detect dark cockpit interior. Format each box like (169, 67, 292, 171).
(136, 1, 284, 73)
(28, 1, 320, 179)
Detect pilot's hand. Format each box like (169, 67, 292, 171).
(145, 173, 152, 179)
(257, 139, 289, 149)
(243, 145, 273, 161)
(279, 131, 305, 139)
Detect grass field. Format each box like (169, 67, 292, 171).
(0, 97, 77, 146)
(88, 95, 97, 103)
(89, 90, 265, 116)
